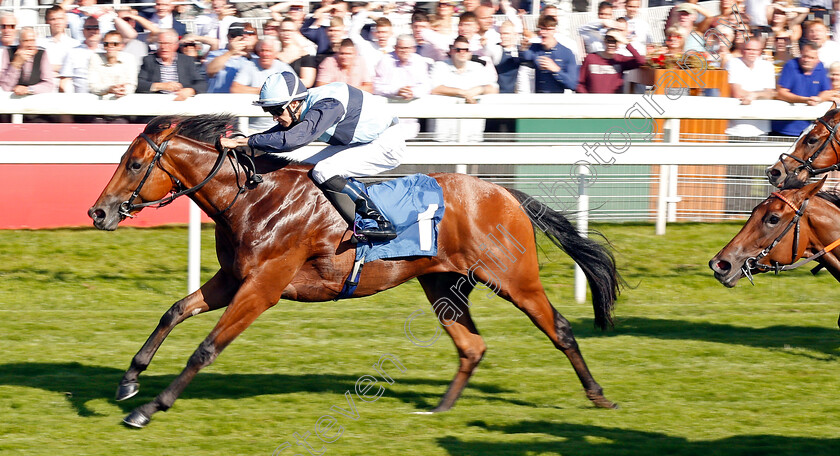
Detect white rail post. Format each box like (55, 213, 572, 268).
(657, 118, 680, 235)
(187, 201, 201, 294)
(574, 164, 589, 304)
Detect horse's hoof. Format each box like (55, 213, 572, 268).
(115, 381, 139, 401)
(122, 410, 151, 429)
(586, 391, 619, 409)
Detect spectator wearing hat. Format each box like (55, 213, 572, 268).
(204, 21, 256, 93)
(577, 28, 644, 93)
(137, 28, 207, 100)
(521, 15, 577, 93)
(0, 26, 55, 95)
(772, 41, 833, 136)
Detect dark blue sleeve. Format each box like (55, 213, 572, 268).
(247, 98, 345, 153)
(552, 46, 578, 91)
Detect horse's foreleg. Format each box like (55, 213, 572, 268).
(116, 269, 238, 401)
(122, 273, 285, 428)
(417, 273, 484, 413)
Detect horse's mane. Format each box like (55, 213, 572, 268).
(817, 189, 840, 209)
(144, 114, 239, 145)
(144, 114, 295, 172)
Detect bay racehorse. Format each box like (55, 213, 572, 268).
(766, 105, 840, 189)
(709, 177, 840, 327)
(88, 114, 622, 428)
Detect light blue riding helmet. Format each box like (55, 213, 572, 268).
(253, 71, 308, 110)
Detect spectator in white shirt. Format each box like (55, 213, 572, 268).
(88, 30, 136, 98)
(624, 0, 652, 55)
(60, 16, 101, 94)
(805, 20, 840, 67)
(39, 5, 79, 75)
(726, 37, 777, 136)
(430, 35, 499, 142)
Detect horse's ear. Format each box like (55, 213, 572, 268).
(802, 176, 828, 197)
(833, 100, 838, 111)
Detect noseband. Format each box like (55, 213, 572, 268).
(777, 117, 840, 178)
(742, 192, 808, 284)
(118, 132, 260, 220)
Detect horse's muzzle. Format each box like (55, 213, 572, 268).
(88, 205, 120, 231)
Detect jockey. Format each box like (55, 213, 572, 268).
(220, 71, 405, 241)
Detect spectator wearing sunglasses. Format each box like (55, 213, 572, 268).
(0, 12, 16, 49)
(430, 35, 499, 142)
(88, 30, 136, 99)
(204, 22, 256, 93)
(59, 16, 101, 94)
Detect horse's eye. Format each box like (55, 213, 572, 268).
(808, 135, 819, 145)
(767, 215, 780, 225)
(130, 162, 143, 171)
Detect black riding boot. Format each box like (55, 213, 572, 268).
(316, 175, 397, 241)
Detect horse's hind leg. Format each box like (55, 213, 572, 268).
(417, 273, 484, 413)
(116, 269, 238, 401)
(503, 280, 616, 409)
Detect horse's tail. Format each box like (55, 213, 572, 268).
(505, 187, 621, 330)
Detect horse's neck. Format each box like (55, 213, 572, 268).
(166, 142, 307, 224)
(807, 198, 840, 251)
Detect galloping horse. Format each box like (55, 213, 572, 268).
(709, 177, 840, 327)
(88, 114, 622, 428)
(766, 106, 840, 189)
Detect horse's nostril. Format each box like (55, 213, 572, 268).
(768, 168, 781, 178)
(716, 260, 731, 272)
(92, 209, 106, 220)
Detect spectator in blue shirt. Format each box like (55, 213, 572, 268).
(521, 15, 578, 93)
(772, 41, 833, 136)
(203, 22, 257, 93)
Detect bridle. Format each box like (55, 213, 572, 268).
(118, 132, 261, 220)
(776, 117, 840, 179)
(741, 191, 840, 284)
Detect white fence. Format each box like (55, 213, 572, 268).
(0, 92, 826, 299)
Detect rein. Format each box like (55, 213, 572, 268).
(118, 132, 261, 220)
(741, 192, 840, 284)
(777, 118, 840, 178)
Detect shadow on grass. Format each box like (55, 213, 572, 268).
(574, 317, 840, 360)
(0, 362, 527, 417)
(438, 421, 840, 456)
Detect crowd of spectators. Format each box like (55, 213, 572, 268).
(3, 0, 840, 137)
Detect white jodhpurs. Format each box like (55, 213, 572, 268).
(281, 123, 406, 184)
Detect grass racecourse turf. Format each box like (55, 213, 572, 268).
(0, 221, 838, 456)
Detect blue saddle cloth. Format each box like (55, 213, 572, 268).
(354, 174, 445, 263)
